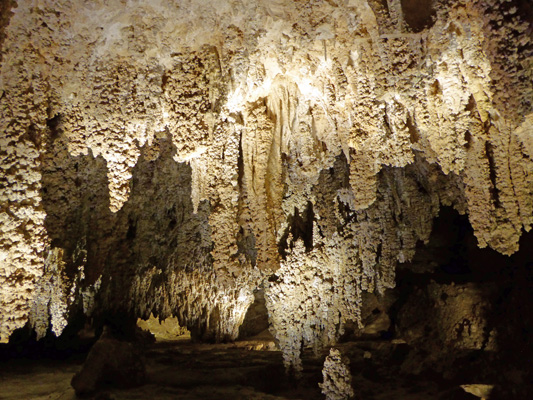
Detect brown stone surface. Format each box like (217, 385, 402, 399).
(396, 282, 497, 374)
(136, 315, 189, 342)
(71, 328, 146, 396)
(0, 337, 495, 399)
(0, 0, 531, 378)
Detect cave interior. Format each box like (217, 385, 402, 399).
(0, 0, 532, 399)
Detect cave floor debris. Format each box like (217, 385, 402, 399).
(0, 337, 481, 400)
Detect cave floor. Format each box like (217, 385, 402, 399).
(0, 336, 479, 400)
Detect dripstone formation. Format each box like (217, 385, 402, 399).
(1, 0, 532, 375)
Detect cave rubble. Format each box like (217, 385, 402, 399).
(0, 0, 532, 398)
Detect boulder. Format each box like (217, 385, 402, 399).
(71, 327, 146, 396)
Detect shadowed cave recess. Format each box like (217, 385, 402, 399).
(0, 0, 532, 399)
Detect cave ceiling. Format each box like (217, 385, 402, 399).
(0, 0, 532, 373)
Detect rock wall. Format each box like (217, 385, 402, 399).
(0, 0, 531, 372)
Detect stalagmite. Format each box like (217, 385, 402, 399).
(0, 0, 531, 382)
(320, 348, 355, 400)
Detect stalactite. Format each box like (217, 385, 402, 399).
(0, 1, 531, 377)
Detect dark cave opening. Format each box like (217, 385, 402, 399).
(332, 205, 533, 398)
(397, 205, 533, 283)
(400, 0, 437, 33)
(2, 206, 533, 399)
(391, 206, 533, 398)
(278, 201, 315, 258)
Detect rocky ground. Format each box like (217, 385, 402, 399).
(0, 333, 488, 400)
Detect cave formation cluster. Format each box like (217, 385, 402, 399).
(0, 0, 532, 375)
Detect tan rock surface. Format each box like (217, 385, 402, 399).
(0, 0, 531, 373)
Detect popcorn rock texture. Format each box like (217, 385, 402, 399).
(320, 348, 355, 400)
(0, 0, 531, 373)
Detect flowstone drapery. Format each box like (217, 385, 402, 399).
(1, 0, 531, 374)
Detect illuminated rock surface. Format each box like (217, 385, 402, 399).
(0, 0, 532, 397)
(320, 348, 355, 400)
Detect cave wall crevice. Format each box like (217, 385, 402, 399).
(0, 0, 531, 375)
